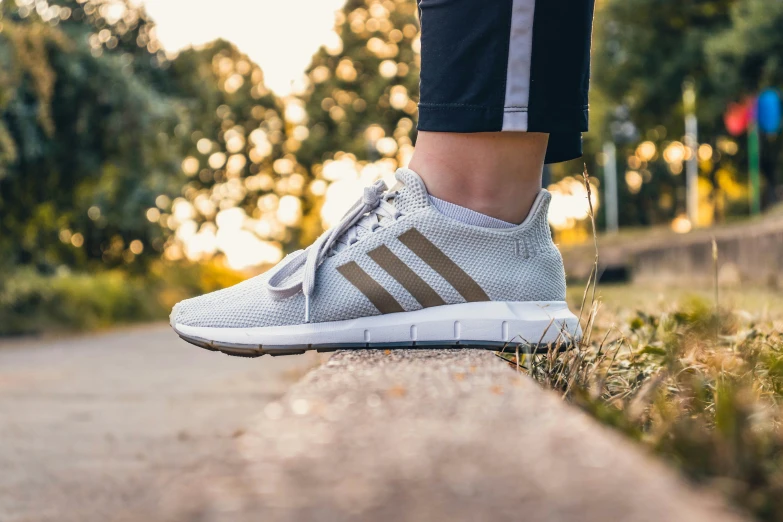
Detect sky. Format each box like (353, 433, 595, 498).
(139, 0, 346, 94)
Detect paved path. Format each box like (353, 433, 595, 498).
(0, 325, 322, 522)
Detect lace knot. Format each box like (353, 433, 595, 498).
(362, 180, 386, 206)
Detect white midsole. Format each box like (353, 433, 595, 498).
(175, 301, 581, 347)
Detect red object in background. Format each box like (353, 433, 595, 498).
(724, 98, 755, 136)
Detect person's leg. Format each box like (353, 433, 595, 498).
(412, 0, 595, 222)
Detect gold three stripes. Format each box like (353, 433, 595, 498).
(336, 262, 404, 315)
(337, 228, 489, 314)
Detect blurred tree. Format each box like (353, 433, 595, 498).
(590, 0, 739, 227)
(593, 0, 735, 138)
(164, 40, 302, 266)
(298, 0, 420, 167)
(706, 0, 783, 95)
(0, 0, 308, 275)
(706, 0, 783, 206)
(0, 0, 182, 271)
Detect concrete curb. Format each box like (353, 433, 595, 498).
(191, 349, 748, 522)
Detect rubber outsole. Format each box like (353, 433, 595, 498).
(171, 301, 581, 358)
(172, 326, 575, 359)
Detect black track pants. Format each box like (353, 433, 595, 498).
(417, 0, 595, 164)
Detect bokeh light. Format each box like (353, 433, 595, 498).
(547, 176, 600, 232)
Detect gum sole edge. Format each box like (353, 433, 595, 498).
(174, 327, 575, 359)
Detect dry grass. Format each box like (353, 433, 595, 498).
(501, 169, 783, 521)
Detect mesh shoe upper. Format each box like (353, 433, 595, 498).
(171, 168, 567, 329)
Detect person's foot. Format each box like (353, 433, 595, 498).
(170, 168, 580, 358)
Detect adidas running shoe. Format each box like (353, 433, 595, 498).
(170, 168, 581, 357)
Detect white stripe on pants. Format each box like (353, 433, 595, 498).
(502, 0, 537, 131)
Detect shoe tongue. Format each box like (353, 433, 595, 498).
(390, 168, 430, 214)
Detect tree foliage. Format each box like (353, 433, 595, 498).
(297, 0, 420, 167)
(0, 1, 300, 271)
(0, 0, 182, 270)
(592, 0, 735, 137)
(706, 0, 783, 96)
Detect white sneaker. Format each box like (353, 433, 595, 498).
(170, 168, 580, 357)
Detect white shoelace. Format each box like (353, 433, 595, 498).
(266, 179, 402, 322)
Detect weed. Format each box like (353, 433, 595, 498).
(500, 169, 783, 520)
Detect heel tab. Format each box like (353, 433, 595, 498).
(518, 189, 551, 228)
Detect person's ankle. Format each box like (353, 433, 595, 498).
(408, 131, 546, 223)
(408, 159, 541, 223)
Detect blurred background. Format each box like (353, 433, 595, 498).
(0, 0, 781, 334)
(3, 2, 783, 522)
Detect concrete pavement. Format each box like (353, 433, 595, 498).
(0, 325, 322, 522)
